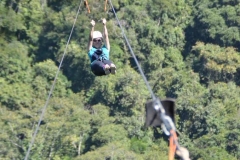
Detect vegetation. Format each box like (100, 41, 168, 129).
(0, 0, 240, 159)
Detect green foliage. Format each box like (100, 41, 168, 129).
(0, 1, 25, 32)
(0, 79, 33, 109)
(146, 47, 187, 97)
(92, 124, 127, 147)
(33, 60, 71, 97)
(0, 40, 32, 83)
(146, 46, 165, 70)
(1, 0, 240, 159)
(20, 0, 45, 44)
(130, 137, 148, 154)
(187, 0, 240, 49)
(78, 141, 140, 160)
(86, 66, 149, 116)
(190, 42, 240, 84)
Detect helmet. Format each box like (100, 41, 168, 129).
(93, 31, 103, 39)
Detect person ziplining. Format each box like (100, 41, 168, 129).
(24, 1, 190, 159)
(87, 18, 116, 76)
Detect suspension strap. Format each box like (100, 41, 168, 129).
(84, 0, 90, 13)
(169, 130, 177, 160)
(104, 0, 108, 11)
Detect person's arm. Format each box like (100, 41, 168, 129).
(102, 18, 110, 51)
(87, 20, 95, 51)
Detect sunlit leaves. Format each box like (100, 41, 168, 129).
(0, 1, 25, 31)
(1, 0, 240, 159)
(191, 42, 240, 83)
(33, 60, 71, 97)
(190, 0, 240, 47)
(0, 41, 32, 83)
(92, 124, 127, 147)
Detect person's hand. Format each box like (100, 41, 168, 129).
(102, 18, 106, 25)
(91, 20, 95, 27)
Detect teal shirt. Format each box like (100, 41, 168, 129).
(88, 45, 109, 64)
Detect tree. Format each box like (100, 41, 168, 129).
(190, 42, 240, 84)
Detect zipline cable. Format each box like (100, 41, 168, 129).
(24, 0, 83, 159)
(108, 1, 189, 159)
(108, 0, 155, 100)
(108, 0, 169, 123)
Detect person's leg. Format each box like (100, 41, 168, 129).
(103, 60, 116, 74)
(91, 60, 110, 76)
(102, 60, 112, 65)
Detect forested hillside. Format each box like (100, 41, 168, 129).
(0, 0, 240, 159)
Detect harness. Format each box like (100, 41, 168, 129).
(91, 49, 107, 62)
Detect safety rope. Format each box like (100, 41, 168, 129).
(23, 0, 83, 159)
(108, 1, 189, 160)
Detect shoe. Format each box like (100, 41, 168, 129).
(104, 64, 110, 75)
(110, 63, 116, 74)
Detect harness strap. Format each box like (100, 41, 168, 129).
(91, 49, 107, 62)
(169, 130, 177, 160)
